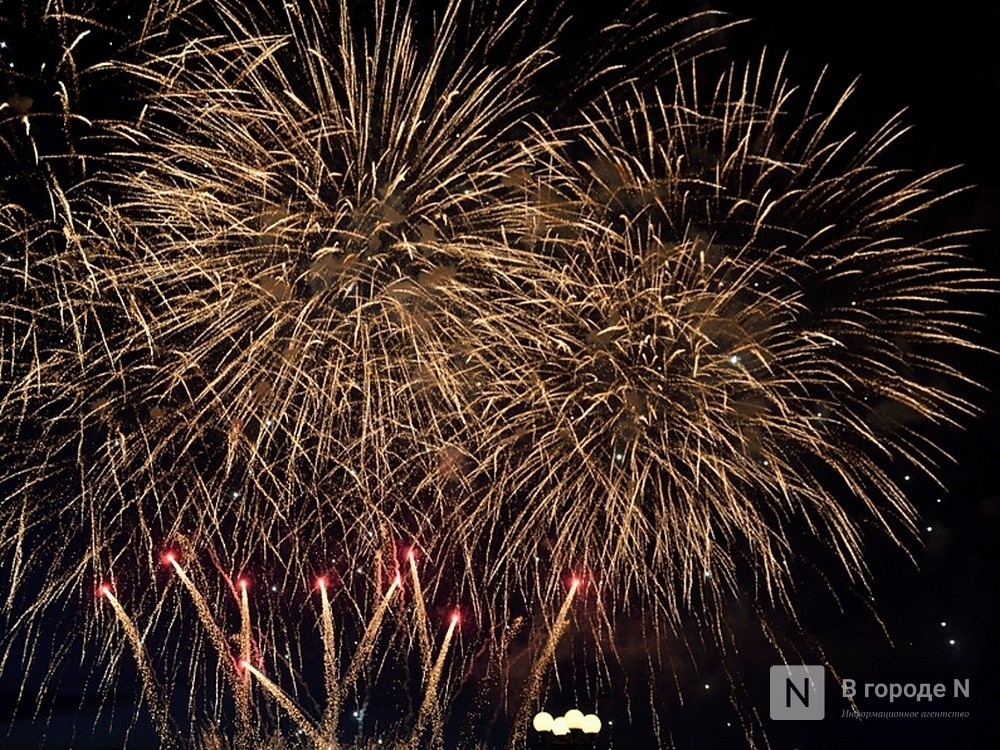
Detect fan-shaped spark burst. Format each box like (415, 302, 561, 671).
(456, 55, 988, 627)
(93, 545, 580, 749)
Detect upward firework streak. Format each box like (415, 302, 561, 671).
(509, 578, 580, 749)
(241, 660, 327, 747)
(317, 576, 341, 739)
(409, 611, 461, 749)
(100, 586, 173, 748)
(0, 0, 992, 746)
(408, 549, 434, 674)
(165, 554, 239, 679)
(340, 573, 402, 698)
(98, 549, 572, 749)
(236, 578, 255, 748)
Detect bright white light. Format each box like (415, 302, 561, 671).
(564, 709, 584, 730)
(581, 714, 602, 734)
(532, 712, 553, 733)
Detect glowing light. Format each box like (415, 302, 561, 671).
(532, 712, 554, 732)
(581, 714, 602, 734)
(551, 717, 569, 736)
(564, 709, 585, 730)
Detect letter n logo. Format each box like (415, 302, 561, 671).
(770, 665, 825, 720)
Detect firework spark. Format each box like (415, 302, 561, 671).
(100, 584, 174, 747)
(509, 577, 580, 749)
(409, 610, 461, 749)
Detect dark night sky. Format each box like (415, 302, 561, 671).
(665, 3, 1000, 748)
(1, 1, 998, 748)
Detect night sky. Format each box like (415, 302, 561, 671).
(708, 2, 1000, 747)
(1, 1, 998, 748)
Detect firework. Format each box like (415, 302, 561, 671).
(317, 575, 340, 737)
(99, 0, 558, 512)
(94, 545, 579, 749)
(1, 0, 730, 701)
(100, 584, 174, 747)
(409, 610, 461, 749)
(509, 577, 580, 749)
(453, 54, 988, 626)
(0, 0, 991, 747)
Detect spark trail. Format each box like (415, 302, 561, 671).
(100, 587, 173, 748)
(241, 661, 328, 747)
(236, 578, 254, 748)
(317, 576, 341, 745)
(410, 611, 461, 749)
(340, 573, 402, 697)
(509, 578, 580, 749)
(165, 555, 240, 687)
(408, 549, 434, 674)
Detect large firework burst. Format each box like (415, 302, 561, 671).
(460, 55, 987, 622)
